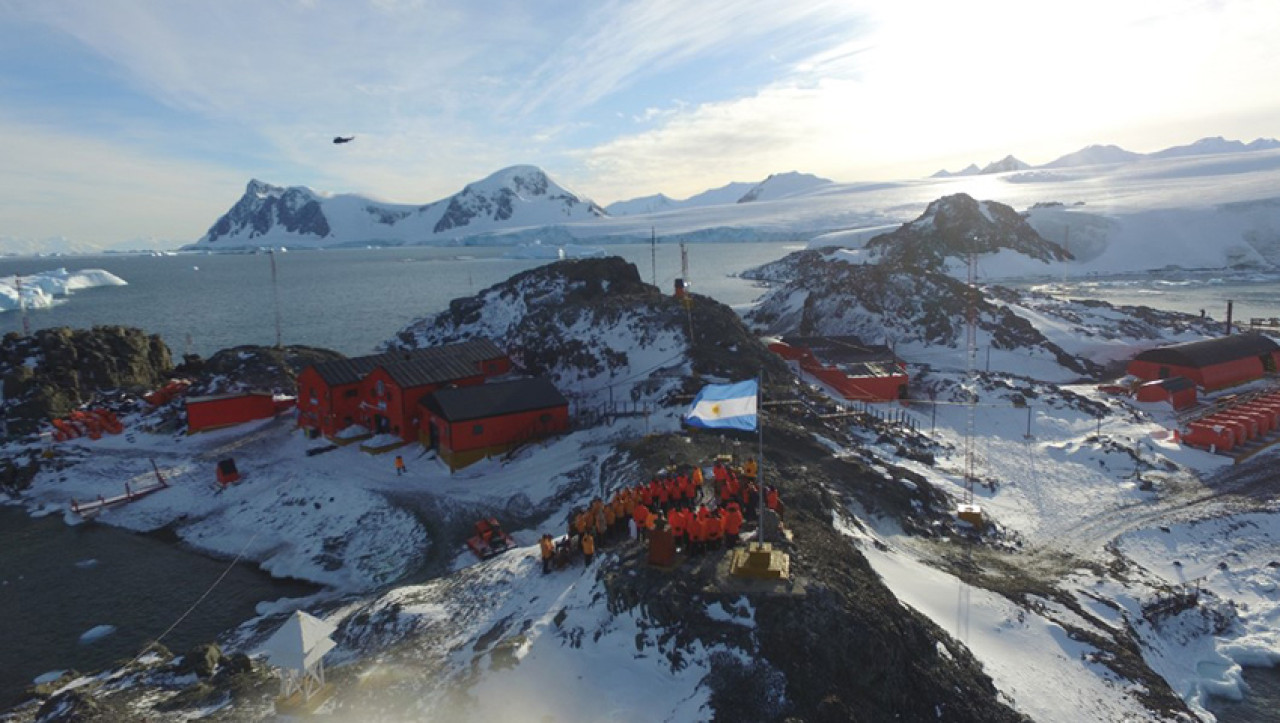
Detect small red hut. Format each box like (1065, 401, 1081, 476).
(1135, 377, 1197, 410)
(187, 392, 294, 434)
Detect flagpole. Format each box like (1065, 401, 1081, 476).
(757, 369, 765, 544)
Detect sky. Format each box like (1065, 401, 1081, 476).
(1, 0, 1279, 249)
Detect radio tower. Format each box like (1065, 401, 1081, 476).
(963, 248, 978, 508)
(269, 249, 283, 349)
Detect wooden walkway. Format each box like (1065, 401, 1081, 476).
(70, 460, 170, 517)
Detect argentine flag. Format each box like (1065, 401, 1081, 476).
(684, 379, 758, 431)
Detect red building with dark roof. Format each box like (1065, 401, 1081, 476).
(768, 335, 908, 402)
(419, 377, 569, 470)
(295, 339, 510, 439)
(1127, 334, 1280, 392)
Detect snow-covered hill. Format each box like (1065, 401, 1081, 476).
(746, 194, 1224, 381)
(192, 165, 607, 249)
(931, 163, 981, 178)
(604, 180, 774, 216)
(1042, 144, 1143, 168)
(736, 171, 832, 203)
(980, 155, 1031, 174)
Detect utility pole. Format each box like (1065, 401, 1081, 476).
(269, 249, 283, 349)
(650, 227, 657, 288)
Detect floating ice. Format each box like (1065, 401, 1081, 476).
(78, 624, 117, 643)
(0, 268, 127, 313)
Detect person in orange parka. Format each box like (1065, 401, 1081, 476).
(633, 503, 651, 540)
(687, 513, 706, 555)
(603, 503, 617, 542)
(706, 512, 724, 550)
(723, 502, 744, 545)
(540, 534, 555, 574)
(668, 506, 687, 551)
(581, 531, 595, 566)
(766, 485, 784, 520)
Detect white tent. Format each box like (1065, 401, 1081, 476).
(259, 610, 338, 704)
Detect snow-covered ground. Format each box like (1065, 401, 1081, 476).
(0, 268, 126, 313)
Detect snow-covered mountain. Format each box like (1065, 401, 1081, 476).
(930, 163, 981, 178)
(979, 155, 1031, 174)
(169, 136, 1280, 273)
(603, 193, 678, 216)
(1149, 135, 1280, 159)
(604, 179, 778, 216)
(735, 171, 832, 203)
(934, 136, 1280, 179)
(1041, 144, 1143, 168)
(193, 165, 607, 249)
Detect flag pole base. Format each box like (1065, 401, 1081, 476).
(729, 542, 790, 580)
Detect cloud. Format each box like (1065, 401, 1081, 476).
(576, 0, 1280, 200)
(505, 0, 864, 118)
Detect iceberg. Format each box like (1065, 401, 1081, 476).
(0, 268, 127, 313)
(502, 242, 607, 260)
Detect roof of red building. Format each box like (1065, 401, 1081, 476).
(307, 338, 506, 386)
(1133, 333, 1279, 369)
(422, 378, 567, 422)
(781, 335, 900, 366)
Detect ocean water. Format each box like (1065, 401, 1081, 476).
(0, 506, 317, 709)
(0, 242, 799, 358)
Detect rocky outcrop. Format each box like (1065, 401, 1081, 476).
(390, 256, 789, 405)
(747, 249, 1099, 377)
(601, 430, 1030, 723)
(184, 344, 346, 397)
(1, 327, 172, 435)
(865, 193, 1071, 270)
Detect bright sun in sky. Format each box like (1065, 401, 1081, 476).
(1, 0, 1278, 247)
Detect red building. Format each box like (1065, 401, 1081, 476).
(1127, 334, 1280, 391)
(295, 339, 510, 438)
(187, 392, 295, 434)
(419, 377, 570, 471)
(768, 335, 908, 402)
(1135, 377, 1198, 410)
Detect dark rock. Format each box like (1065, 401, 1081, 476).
(189, 344, 344, 397)
(177, 642, 224, 679)
(34, 687, 120, 722)
(1, 327, 172, 435)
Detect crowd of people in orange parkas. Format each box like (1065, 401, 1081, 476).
(541, 456, 785, 573)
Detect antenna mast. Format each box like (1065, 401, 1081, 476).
(269, 249, 283, 349)
(650, 227, 657, 288)
(964, 246, 977, 506)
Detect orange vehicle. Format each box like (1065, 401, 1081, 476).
(466, 518, 515, 559)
